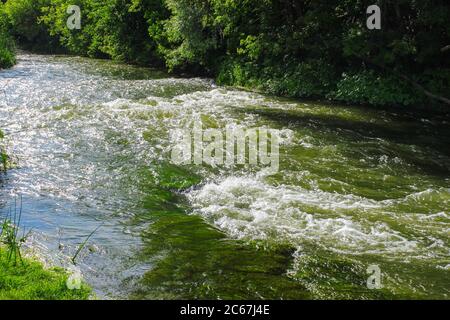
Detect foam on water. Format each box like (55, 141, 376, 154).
(1, 53, 449, 298)
(186, 176, 432, 255)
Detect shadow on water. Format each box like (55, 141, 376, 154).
(238, 106, 450, 176)
(134, 212, 311, 300)
(132, 188, 393, 300)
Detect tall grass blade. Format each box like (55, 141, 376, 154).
(71, 224, 103, 265)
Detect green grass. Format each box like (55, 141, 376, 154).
(0, 248, 91, 300)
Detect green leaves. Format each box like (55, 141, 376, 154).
(0, 5, 15, 69)
(2, 0, 448, 107)
(330, 70, 423, 106)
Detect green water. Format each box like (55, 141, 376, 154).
(0, 53, 449, 299)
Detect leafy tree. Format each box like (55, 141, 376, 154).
(2, 0, 58, 51)
(0, 1, 15, 68)
(2, 0, 449, 107)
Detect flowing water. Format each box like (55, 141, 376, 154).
(0, 53, 449, 299)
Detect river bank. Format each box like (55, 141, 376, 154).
(1, 130, 91, 300)
(0, 247, 91, 300)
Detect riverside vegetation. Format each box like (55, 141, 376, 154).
(0, 4, 15, 69)
(0, 198, 91, 299)
(0, 247, 91, 299)
(0, 0, 449, 107)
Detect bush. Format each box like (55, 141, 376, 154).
(0, 3, 15, 69)
(330, 70, 425, 106)
(2, 0, 58, 52)
(0, 33, 15, 69)
(217, 58, 338, 99)
(264, 60, 338, 98)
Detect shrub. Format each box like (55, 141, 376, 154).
(0, 34, 15, 68)
(0, 3, 15, 69)
(330, 70, 424, 106)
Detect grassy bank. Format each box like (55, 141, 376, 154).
(0, 248, 91, 300)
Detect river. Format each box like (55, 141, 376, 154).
(0, 53, 449, 299)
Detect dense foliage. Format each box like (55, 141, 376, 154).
(0, 0, 449, 107)
(0, 2, 15, 68)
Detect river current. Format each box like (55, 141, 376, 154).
(0, 53, 449, 299)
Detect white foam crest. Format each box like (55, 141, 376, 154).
(380, 187, 450, 214)
(187, 176, 420, 255)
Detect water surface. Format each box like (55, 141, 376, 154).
(0, 53, 449, 299)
